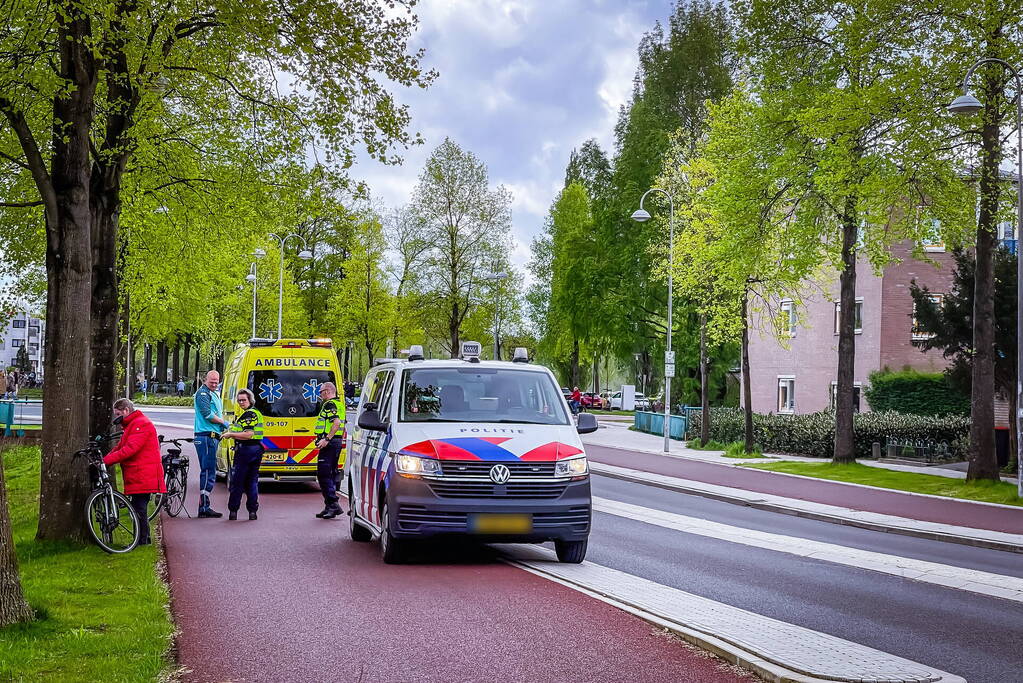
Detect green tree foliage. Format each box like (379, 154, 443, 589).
(13, 347, 30, 375)
(331, 217, 395, 363)
(864, 370, 971, 417)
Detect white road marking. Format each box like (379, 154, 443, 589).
(593, 496, 1023, 603)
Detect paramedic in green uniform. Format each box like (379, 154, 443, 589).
(314, 381, 345, 519)
(222, 388, 265, 520)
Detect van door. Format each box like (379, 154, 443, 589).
(351, 369, 394, 526)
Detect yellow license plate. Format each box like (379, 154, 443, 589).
(469, 514, 532, 534)
(261, 452, 287, 463)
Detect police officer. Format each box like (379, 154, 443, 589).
(314, 381, 345, 519)
(222, 388, 265, 521)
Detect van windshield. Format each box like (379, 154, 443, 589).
(247, 370, 336, 418)
(399, 367, 569, 425)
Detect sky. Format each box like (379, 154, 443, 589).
(353, 0, 668, 270)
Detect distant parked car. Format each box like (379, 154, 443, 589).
(581, 392, 601, 409)
(609, 391, 650, 410)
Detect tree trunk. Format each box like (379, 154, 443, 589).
(570, 339, 580, 388)
(172, 342, 181, 384)
(0, 450, 34, 627)
(182, 335, 191, 383)
(699, 315, 710, 446)
(592, 355, 600, 394)
(89, 206, 118, 439)
(193, 345, 201, 387)
(833, 195, 858, 464)
(449, 300, 460, 358)
(967, 65, 1002, 481)
(37, 5, 98, 542)
(156, 341, 168, 385)
(742, 289, 754, 454)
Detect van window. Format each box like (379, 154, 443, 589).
(399, 367, 569, 425)
(248, 370, 336, 418)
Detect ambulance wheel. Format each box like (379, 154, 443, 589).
(348, 483, 371, 542)
(379, 499, 408, 564)
(555, 539, 587, 564)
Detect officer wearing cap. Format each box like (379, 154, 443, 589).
(314, 381, 345, 519)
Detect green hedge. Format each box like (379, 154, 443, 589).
(684, 407, 970, 459)
(863, 369, 969, 416)
(131, 393, 192, 406)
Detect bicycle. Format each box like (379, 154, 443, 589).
(75, 433, 141, 554)
(153, 435, 192, 518)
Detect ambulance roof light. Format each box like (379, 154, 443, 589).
(407, 344, 425, 361)
(308, 338, 333, 348)
(512, 347, 529, 363)
(460, 341, 482, 363)
(248, 338, 276, 347)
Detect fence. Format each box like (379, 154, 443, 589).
(633, 410, 688, 440)
(0, 399, 43, 437)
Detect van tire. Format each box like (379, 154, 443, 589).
(379, 499, 408, 564)
(348, 483, 371, 542)
(555, 539, 587, 563)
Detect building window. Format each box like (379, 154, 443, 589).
(830, 382, 862, 412)
(29, 343, 39, 353)
(998, 221, 1016, 241)
(11, 339, 24, 347)
(921, 218, 945, 252)
(833, 299, 863, 335)
(779, 299, 796, 337)
(777, 376, 795, 413)
(911, 294, 944, 340)
(12, 320, 26, 329)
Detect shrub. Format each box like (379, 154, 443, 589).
(863, 369, 970, 416)
(132, 393, 192, 406)
(684, 407, 970, 459)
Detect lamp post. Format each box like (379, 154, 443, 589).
(265, 235, 312, 339)
(631, 188, 674, 453)
(948, 58, 1023, 497)
(482, 271, 507, 360)
(245, 263, 258, 338)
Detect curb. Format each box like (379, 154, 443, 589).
(591, 463, 1023, 554)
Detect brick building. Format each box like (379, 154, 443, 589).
(745, 230, 1016, 415)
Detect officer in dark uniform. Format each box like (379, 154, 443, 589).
(222, 388, 265, 521)
(314, 381, 346, 519)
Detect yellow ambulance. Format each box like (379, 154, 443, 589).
(217, 338, 344, 481)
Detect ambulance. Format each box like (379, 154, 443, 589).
(217, 338, 344, 482)
(346, 342, 597, 564)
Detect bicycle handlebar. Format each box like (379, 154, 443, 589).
(159, 435, 194, 445)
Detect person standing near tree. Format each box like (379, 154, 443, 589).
(193, 371, 229, 518)
(104, 399, 165, 545)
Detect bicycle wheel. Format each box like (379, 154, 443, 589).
(85, 489, 140, 554)
(147, 493, 164, 521)
(165, 469, 187, 517)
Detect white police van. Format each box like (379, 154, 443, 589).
(346, 342, 597, 564)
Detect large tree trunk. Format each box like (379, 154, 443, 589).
(570, 339, 580, 388)
(89, 204, 118, 439)
(742, 289, 754, 454)
(833, 196, 858, 464)
(0, 450, 34, 627)
(172, 341, 181, 384)
(967, 65, 1002, 481)
(156, 341, 168, 385)
(182, 335, 191, 384)
(699, 315, 710, 446)
(449, 300, 460, 358)
(37, 5, 98, 542)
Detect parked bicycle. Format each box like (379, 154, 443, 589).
(154, 435, 192, 518)
(75, 433, 141, 554)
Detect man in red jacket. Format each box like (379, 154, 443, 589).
(105, 398, 166, 545)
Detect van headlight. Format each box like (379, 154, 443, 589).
(395, 454, 442, 477)
(554, 456, 588, 478)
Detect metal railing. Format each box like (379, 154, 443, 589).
(0, 399, 43, 436)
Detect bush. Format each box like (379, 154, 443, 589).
(132, 393, 192, 406)
(684, 407, 970, 460)
(863, 369, 969, 416)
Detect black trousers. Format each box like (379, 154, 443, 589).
(129, 493, 151, 544)
(317, 437, 344, 508)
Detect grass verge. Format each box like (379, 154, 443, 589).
(743, 460, 1022, 506)
(0, 445, 175, 681)
(685, 439, 727, 451)
(723, 442, 764, 458)
(588, 409, 635, 416)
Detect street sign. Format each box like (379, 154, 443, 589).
(665, 363, 675, 378)
(665, 351, 675, 364)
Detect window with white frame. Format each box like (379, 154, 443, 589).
(911, 293, 944, 340)
(777, 376, 795, 413)
(833, 298, 863, 335)
(921, 218, 945, 252)
(830, 381, 862, 412)
(12, 320, 25, 329)
(779, 299, 796, 337)
(11, 339, 24, 347)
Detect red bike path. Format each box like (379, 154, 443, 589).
(585, 443, 1023, 534)
(158, 429, 745, 682)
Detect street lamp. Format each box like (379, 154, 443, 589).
(632, 188, 674, 453)
(482, 271, 507, 360)
(948, 58, 1023, 497)
(245, 263, 257, 339)
(265, 233, 313, 339)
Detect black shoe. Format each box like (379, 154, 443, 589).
(199, 508, 223, 518)
(228, 511, 237, 520)
(322, 506, 342, 519)
(249, 512, 257, 521)
(315, 508, 329, 518)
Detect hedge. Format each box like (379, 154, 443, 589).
(863, 369, 970, 416)
(683, 407, 970, 460)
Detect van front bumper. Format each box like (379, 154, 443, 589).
(386, 475, 591, 543)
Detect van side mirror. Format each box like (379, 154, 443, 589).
(576, 412, 598, 434)
(358, 402, 388, 432)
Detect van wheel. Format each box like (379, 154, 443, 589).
(379, 499, 408, 564)
(555, 539, 587, 564)
(348, 482, 371, 542)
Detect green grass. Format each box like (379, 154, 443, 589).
(723, 442, 765, 458)
(588, 409, 635, 416)
(685, 439, 728, 451)
(0, 446, 175, 682)
(11, 388, 42, 399)
(743, 460, 1023, 506)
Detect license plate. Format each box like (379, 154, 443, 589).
(469, 514, 532, 534)
(261, 452, 287, 463)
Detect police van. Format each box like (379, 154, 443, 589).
(346, 341, 597, 564)
(218, 338, 345, 482)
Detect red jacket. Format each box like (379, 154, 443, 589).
(104, 410, 166, 494)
